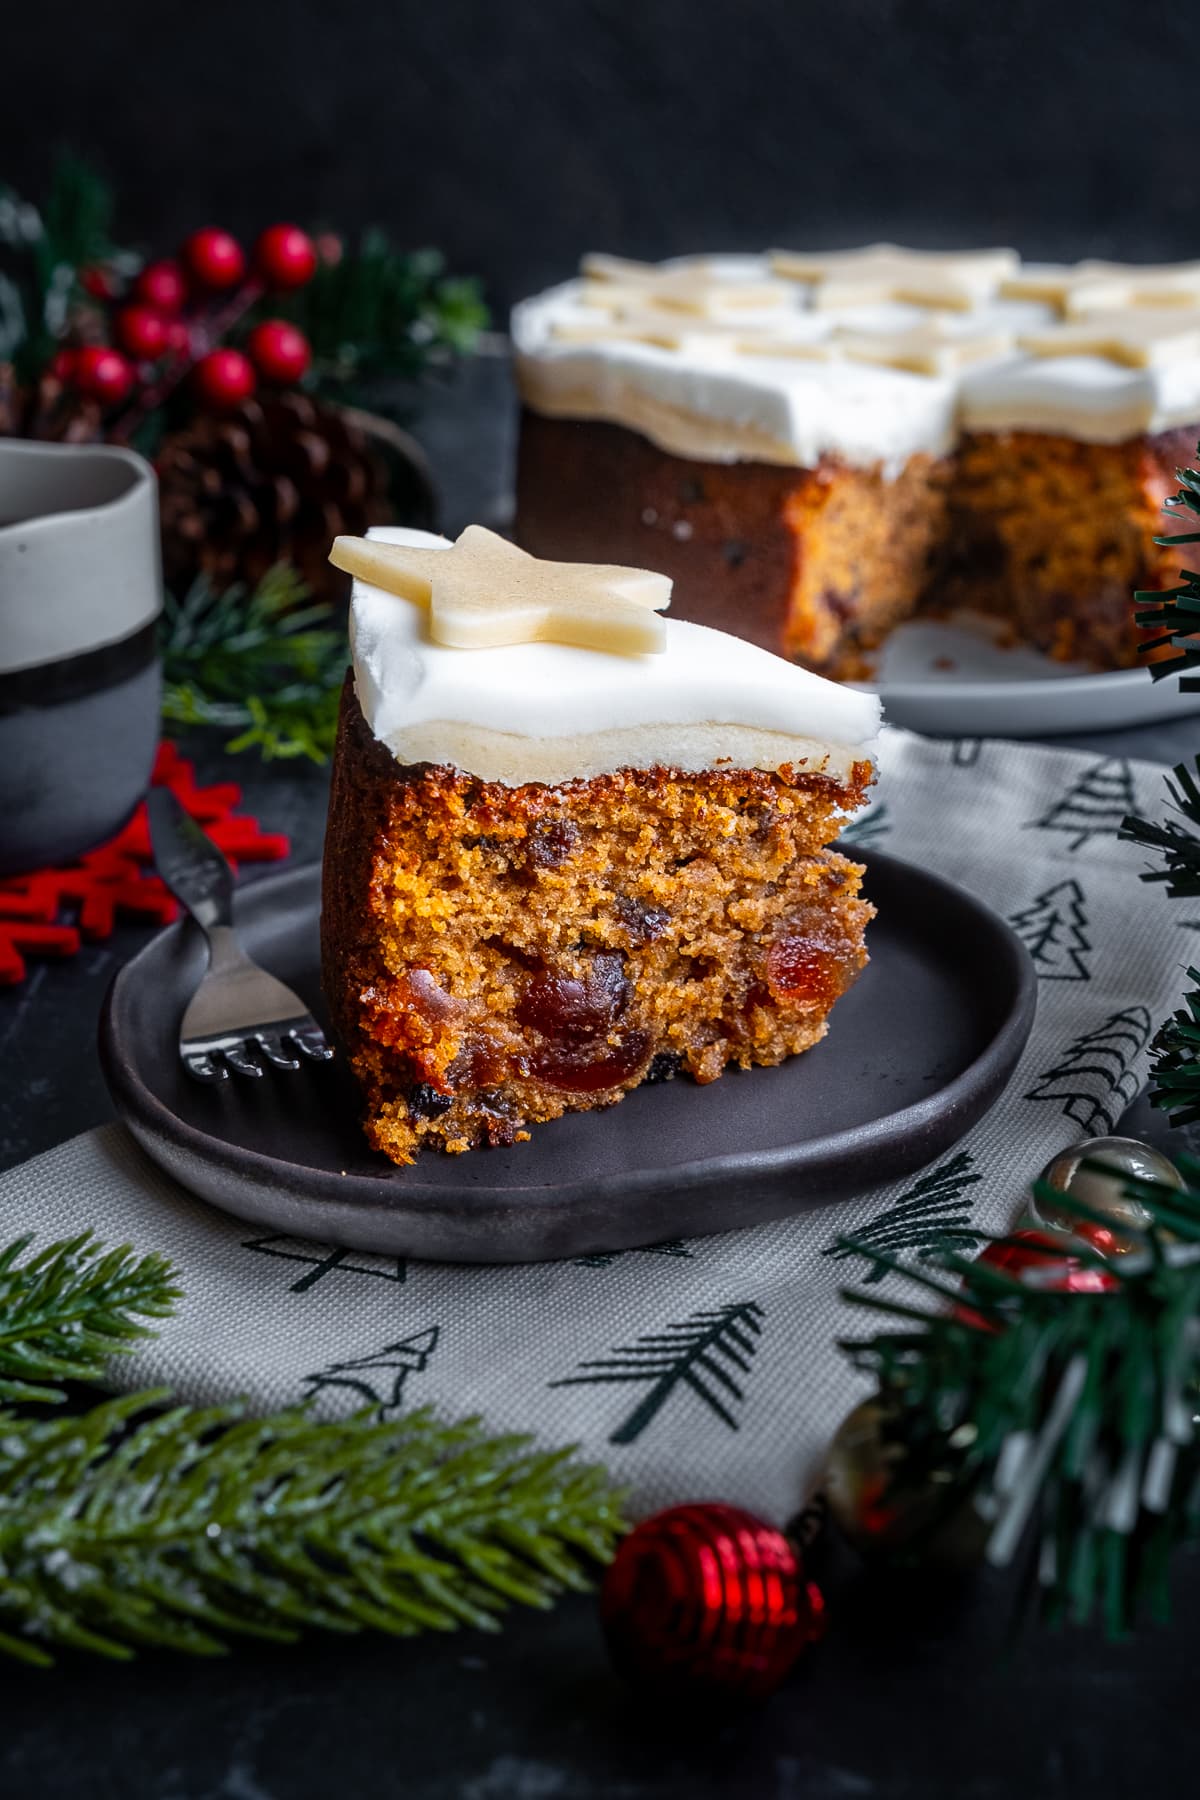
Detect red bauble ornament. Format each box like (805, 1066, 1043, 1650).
(193, 348, 257, 410)
(134, 259, 187, 315)
(245, 319, 312, 384)
(115, 305, 169, 362)
(49, 348, 77, 382)
(955, 1229, 1118, 1329)
(181, 228, 246, 292)
(253, 223, 318, 290)
(72, 346, 135, 406)
(976, 1230, 1118, 1294)
(600, 1504, 824, 1701)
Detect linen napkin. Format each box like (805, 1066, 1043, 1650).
(0, 731, 1187, 1522)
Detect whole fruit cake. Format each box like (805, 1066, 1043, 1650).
(512, 247, 1200, 677)
(322, 525, 879, 1164)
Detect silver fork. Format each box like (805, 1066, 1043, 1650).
(147, 789, 333, 1081)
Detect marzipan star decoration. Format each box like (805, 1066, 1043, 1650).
(551, 312, 833, 359)
(1018, 309, 1200, 369)
(769, 243, 1019, 311)
(329, 527, 673, 655)
(580, 252, 791, 319)
(1001, 260, 1200, 318)
(834, 319, 1015, 375)
(1063, 261, 1200, 317)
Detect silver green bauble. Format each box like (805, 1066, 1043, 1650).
(1030, 1136, 1183, 1255)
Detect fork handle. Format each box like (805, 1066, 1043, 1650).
(147, 789, 234, 933)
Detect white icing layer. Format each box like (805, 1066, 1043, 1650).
(513, 253, 1200, 465)
(350, 528, 880, 786)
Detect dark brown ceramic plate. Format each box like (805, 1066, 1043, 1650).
(99, 853, 1035, 1263)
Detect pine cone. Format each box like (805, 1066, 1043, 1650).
(0, 362, 104, 442)
(156, 392, 437, 605)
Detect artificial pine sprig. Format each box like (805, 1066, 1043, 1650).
(1120, 755, 1200, 899)
(1134, 461, 1200, 687)
(0, 152, 118, 380)
(836, 1165, 1200, 1635)
(160, 565, 347, 762)
(273, 231, 488, 400)
(1121, 443, 1200, 1122)
(0, 1232, 179, 1405)
(0, 1396, 622, 1668)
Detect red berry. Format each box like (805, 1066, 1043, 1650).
(49, 348, 77, 382)
(73, 346, 135, 405)
(79, 265, 118, 301)
(253, 223, 318, 290)
(193, 347, 256, 409)
(181, 228, 246, 291)
(115, 305, 169, 362)
(245, 319, 312, 384)
(134, 259, 187, 315)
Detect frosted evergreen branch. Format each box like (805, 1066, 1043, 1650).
(0, 1398, 624, 1667)
(0, 1233, 180, 1404)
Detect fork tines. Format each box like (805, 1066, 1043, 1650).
(184, 1020, 333, 1082)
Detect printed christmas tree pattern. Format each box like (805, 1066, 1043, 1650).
(823, 1151, 984, 1282)
(572, 1239, 694, 1270)
(303, 1327, 440, 1416)
(1008, 880, 1092, 981)
(242, 1234, 407, 1295)
(1023, 1005, 1152, 1132)
(840, 802, 892, 849)
(550, 1300, 764, 1445)
(1030, 758, 1137, 852)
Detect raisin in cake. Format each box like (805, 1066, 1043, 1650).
(321, 525, 879, 1164)
(513, 248, 1200, 677)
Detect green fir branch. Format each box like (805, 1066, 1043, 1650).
(1146, 976, 1200, 1128)
(159, 566, 347, 763)
(269, 231, 489, 401)
(1123, 441, 1200, 1122)
(836, 1167, 1200, 1636)
(1135, 459, 1200, 686)
(0, 153, 117, 380)
(0, 1232, 180, 1405)
(1120, 757, 1200, 899)
(0, 1397, 623, 1667)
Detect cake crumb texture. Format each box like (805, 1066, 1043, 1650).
(322, 679, 874, 1165)
(515, 410, 1189, 677)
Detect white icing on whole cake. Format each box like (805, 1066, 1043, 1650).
(512, 251, 1200, 467)
(350, 528, 880, 786)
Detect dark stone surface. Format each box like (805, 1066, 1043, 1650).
(2, 365, 1200, 1796)
(6, 0, 1200, 309)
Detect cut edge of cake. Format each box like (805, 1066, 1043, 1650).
(320, 528, 880, 1164)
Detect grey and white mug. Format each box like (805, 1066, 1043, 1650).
(0, 440, 162, 875)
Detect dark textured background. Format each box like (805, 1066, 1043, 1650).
(3, 0, 1194, 309)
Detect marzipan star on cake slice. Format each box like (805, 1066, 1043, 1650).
(329, 526, 672, 655)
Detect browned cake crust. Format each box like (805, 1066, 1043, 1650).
(322, 677, 874, 1165)
(514, 408, 1192, 678)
